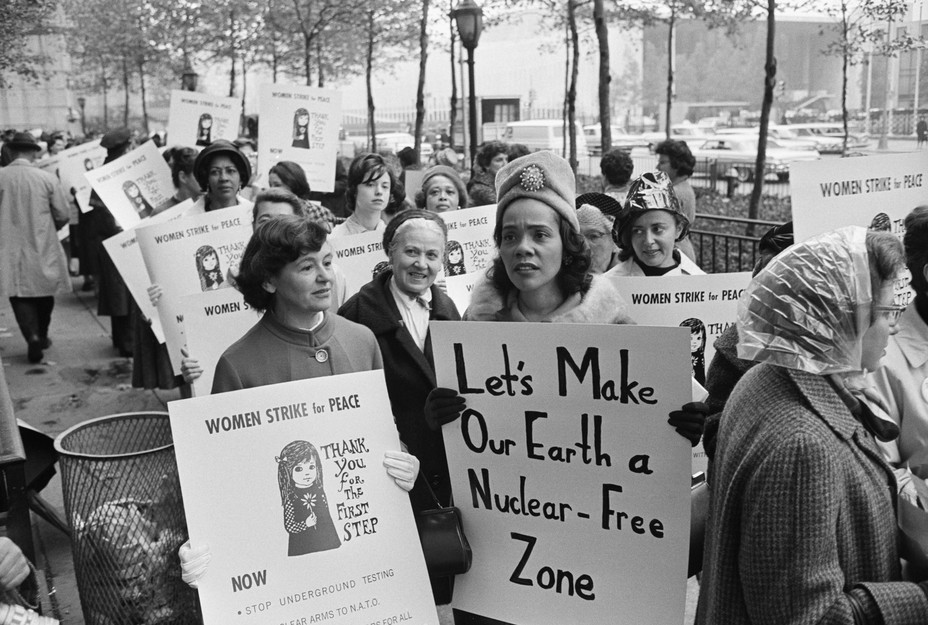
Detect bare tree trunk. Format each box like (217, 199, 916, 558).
(241, 59, 247, 137)
(290, 0, 313, 85)
(749, 0, 776, 221)
(840, 3, 849, 156)
(101, 58, 109, 128)
(665, 3, 675, 138)
(594, 0, 611, 155)
(122, 56, 130, 127)
(562, 20, 569, 157)
(229, 10, 237, 98)
(317, 38, 324, 87)
(414, 0, 430, 161)
(366, 10, 377, 153)
(138, 60, 149, 134)
(567, 0, 579, 172)
(449, 2, 458, 149)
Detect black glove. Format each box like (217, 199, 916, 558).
(668, 401, 709, 447)
(424, 387, 466, 431)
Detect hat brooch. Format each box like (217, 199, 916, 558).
(519, 165, 545, 192)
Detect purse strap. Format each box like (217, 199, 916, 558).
(1, 559, 40, 612)
(416, 472, 444, 508)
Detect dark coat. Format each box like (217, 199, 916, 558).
(338, 269, 461, 510)
(697, 364, 928, 624)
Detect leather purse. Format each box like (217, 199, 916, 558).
(414, 478, 472, 578)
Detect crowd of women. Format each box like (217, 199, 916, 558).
(16, 123, 928, 623)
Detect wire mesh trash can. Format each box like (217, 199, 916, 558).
(54, 412, 199, 625)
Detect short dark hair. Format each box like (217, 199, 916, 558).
(252, 188, 307, 221)
(654, 139, 695, 177)
(346, 152, 403, 212)
(904, 206, 928, 295)
(170, 147, 198, 188)
(600, 149, 634, 187)
(269, 161, 311, 199)
(235, 215, 328, 311)
(866, 230, 904, 300)
(476, 141, 509, 170)
(508, 143, 531, 160)
(489, 213, 592, 298)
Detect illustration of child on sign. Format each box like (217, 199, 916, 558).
(680, 317, 707, 386)
(292, 108, 311, 149)
(444, 240, 466, 276)
(277, 440, 340, 556)
(195, 245, 227, 291)
(123, 179, 154, 218)
(196, 113, 213, 146)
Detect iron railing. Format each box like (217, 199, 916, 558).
(691, 214, 783, 274)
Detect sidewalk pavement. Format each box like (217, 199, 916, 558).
(0, 278, 182, 624)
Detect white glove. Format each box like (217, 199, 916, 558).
(179, 540, 211, 589)
(179, 347, 203, 384)
(0, 537, 29, 592)
(147, 283, 164, 307)
(383, 451, 420, 492)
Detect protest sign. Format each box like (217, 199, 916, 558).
(331, 231, 386, 299)
(166, 90, 242, 148)
(103, 200, 192, 343)
(84, 140, 175, 229)
(606, 271, 752, 475)
(439, 205, 497, 313)
(431, 322, 693, 624)
(790, 151, 927, 306)
(136, 206, 253, 373)
(404, 169, 424, 204)
(169, 371, 439, 625)
(38, 141, 107, 212)
(257, 84, 341, 191)
(181, 289, 261, 396)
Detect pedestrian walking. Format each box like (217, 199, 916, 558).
(0, 132, 71, 363)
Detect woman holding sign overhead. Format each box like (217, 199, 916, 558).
(697, 226, 928, 623)
(424, 151, 708, 625)
(338, 209, 461, 604)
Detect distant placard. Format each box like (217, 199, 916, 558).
(102, 200, 192, 343)
(166, 90, 243, 148)
(257, 84, 341, 192)
(169, 371, 439, 625)
(84, 140, 175, 228)
(181, 289, 261, 396)
(56, 140, 107, 212)
(791, 151, 927, 306)
(439, 204, 497, 313)
(330, 231, 385, 300)
(136, 206, 253, 373)
(606, 271, 753, 475)
(431, 322, 692, 624)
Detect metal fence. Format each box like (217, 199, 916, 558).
(691, 214, 783, 274)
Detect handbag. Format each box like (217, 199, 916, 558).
(414, 477, 472, 578)
(0, 559, 59, 624)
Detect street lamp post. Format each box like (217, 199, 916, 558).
(77, 97, 86, 136)
(181, 61, 199, 92)
(453, 0, 483, 170)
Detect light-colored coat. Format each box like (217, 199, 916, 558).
(0, 159, 70, 297)
(698, 363, 928, 624)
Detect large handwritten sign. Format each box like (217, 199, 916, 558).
(84, 140, 175, 228)
(166, 90, 242, 149)
(431, 322, 692, 624)
(169, 371, 439, 625)
(257, 84, 341, 192)
(136, 206, 253, 373)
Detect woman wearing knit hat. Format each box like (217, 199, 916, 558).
(414, 165, 468, 212)
(425, 151, 708, 625)
(576, 203, 620, 273)
(606, 171, 704, 277)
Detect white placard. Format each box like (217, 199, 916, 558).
(257, 84, 341, 191)
(181, 289, 261, 396)
(169, 371, 439, 625)
(439, 204, 497, 313)
(102, 200, 192, 343)
(136, 206, 253, 373)
(84, 140, 175, 228)
(606, 271, 753, 475)
(330, 231, 386, 300)
(431, 322, 692, 624)
(166, 90, 243, 148)
(791, 151, 926, 306)
(58, 140, 107, 212)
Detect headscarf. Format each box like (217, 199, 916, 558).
(737, 226, 871, 375)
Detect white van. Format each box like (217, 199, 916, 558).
(505, 120, 589, 158)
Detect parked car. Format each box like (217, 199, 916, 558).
(689, 136, 821, 182)
(714, 125, 820, 151)
(372, 132, 434, 161)
(786, 123, 870, 154)
(641, 122, 715, 150)
(505, 120, 589, 158)
(582, 124, 650, 154)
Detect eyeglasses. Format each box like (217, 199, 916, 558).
(874, 304, 906, 322)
